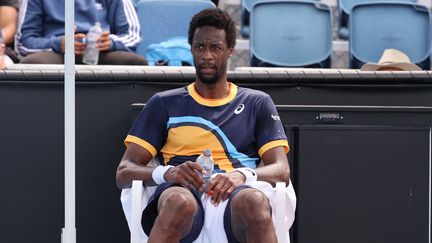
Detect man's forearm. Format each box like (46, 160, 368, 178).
(255, 162, 290, 186)
(116, 160, 156, 189)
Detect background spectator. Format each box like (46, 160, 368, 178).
(16, 0, 147, 65)
(0, 0, 19, 68)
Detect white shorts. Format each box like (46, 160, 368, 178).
(121, 180, 296, 243)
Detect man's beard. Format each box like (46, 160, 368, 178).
(196, 64, 221, 84)
(196, 70, 219, 84)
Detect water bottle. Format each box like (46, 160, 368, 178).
(196, 149, 214, 186)
(83, 22, 102, 65)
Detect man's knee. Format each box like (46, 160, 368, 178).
(158, 188, 197, 221)
(231, 189, 272, 223)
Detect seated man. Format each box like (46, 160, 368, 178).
(0, 0, 19, 69)
(16, 0, 147, 65)
(116, 8, 296, 243)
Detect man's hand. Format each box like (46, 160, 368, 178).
(61, 33, 86, 55)
(205, 171, 245, 206)
(96, 31, 111, 51)
(164, 161, 206, 191)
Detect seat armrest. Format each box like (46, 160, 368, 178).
(275, 181, 288, 242)
(131, 180, 143, 243)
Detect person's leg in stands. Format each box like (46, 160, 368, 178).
(230, 188, 276, 243)
(20, 52, 64, 64)
(98, 51, 148, 65)
(148, 187, 197, 243)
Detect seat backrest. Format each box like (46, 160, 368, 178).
(135, 0, 215, 57)
(349, 2, 431, 69)
(239, 0, 256, 38)
(241, 0, 320, 38)
(249, 0, 332, 68)
(338, 0, 417, 39)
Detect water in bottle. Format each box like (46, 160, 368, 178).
(196, 149, 214, 187)
(83, 22, 102, 65)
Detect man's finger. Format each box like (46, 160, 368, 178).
(210, 181, 226, 205)
(183, 167, 205, 190)
(187, 161, 206, 174)
(222, 186, 234, 201)
(97, 42, 110, 51)
(173, 166, 204, 190)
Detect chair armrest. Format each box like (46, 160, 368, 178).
(131, 180, 143, 243)
(275, 181, 288, 243)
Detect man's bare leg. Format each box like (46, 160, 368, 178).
(148, 187, 197, 243)
(230, 188, 276, 243)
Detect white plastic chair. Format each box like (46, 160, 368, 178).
(128, 180, 291, 243)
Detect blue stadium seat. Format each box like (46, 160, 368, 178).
(240, 0, 255, 38)
(135, 0, 215, 58)
(241, 0, 320, 39)
(249, 0, 333, 68)
(349, 2, 431, 69)
(338, 0, 417, 39)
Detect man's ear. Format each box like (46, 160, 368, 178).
(228, 47, 234, 57)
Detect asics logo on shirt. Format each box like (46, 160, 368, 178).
(234, 104, 245, 114)
(271, 114, 280, 121)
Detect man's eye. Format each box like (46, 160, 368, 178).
(211, 46, 223, 51)
(195, 45, 204, 50)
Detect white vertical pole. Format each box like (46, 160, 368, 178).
(61, 0, 76, 242)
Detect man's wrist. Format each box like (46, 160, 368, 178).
(152, 165, 174, 185)
(233, 167, 257, 184)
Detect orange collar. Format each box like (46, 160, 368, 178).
(187, 82, 238, 107)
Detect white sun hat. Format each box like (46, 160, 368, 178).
(360, 48, 422, 71)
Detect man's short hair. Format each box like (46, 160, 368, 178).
(188, 8, 236, 49)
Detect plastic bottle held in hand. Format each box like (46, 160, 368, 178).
(196, 149, 214, 185)
(83, 22, 102, 65)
